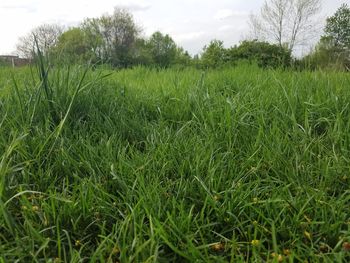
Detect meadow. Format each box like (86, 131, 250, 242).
(0, 64, 350, 262)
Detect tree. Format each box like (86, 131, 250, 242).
(16, 24, 64, 58)
(201, 40, 227, 68)
(81, 8, 140, 67)
(52, 27, 93, 64)
(133, 38, 153, 66)
(249, 0, 321, 52)
(174, 48, 192, 66)
(324, 4, 350, 49)
(81, 18, 104, 61)
(301, 4, 350, 71)
(148, 31, 178, 67)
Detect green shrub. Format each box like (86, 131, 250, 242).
(228, 40, 292, 68)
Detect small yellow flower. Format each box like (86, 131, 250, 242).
(21, 205, 28, 210)
(32, 205, 39, 212)
(213, 195, 221, 201)
(283, 249, 291, 256)
(251, 239, 260, 246)
(75, 240, 81, 247)
(253, 198, 259, 204)
(112, 246, 120, 254)
(271, 253, 284, 262)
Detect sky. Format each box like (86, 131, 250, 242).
(0, 0, 347, 56)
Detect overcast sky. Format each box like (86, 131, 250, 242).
(0, 0, 347, 56)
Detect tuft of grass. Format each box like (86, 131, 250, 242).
(0, 64, 350, 262)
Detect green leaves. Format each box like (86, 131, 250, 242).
(324, 4, 350, 49)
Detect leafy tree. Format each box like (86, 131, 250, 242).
(201, 40, 227, 68)
(324, 4, 350, 50)
(133, 38, 153, 66)
(148, 32, 178, 68)
(52, 28, 93, 64)
(81, 8, 140, 67)
(16, 24, 64, 58)
(300, 4, 350, 71)
(174, 48, 192, 66)
(81, 18, 104, 62)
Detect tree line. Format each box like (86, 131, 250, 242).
(13, 2, 350, 71)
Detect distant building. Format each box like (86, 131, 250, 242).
(0, 55, 31, 67)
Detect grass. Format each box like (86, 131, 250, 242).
(0, 63, 350, 262)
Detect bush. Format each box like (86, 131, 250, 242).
(228, 40, 292, 68)
(200, 40, 227, 68)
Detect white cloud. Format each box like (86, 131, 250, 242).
(214, 9, 249, 20)
(214, 9, 234, 20)
(173, 31, 206, 42)
(1, 4, 37, 13)
(118, 3, 151, 12)
(218, 25, 235, 32)
(214, 9, 248, 20)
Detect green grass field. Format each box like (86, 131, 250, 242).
(0, 64, 350, 262)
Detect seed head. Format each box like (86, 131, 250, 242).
(251, 239, 260, 246)
(210, 242, 225, 252)
(75, 240, 81, 247)
(271, 253, 284, 262)
(304, 230, 312, 241)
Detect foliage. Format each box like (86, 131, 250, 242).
(297, 37, 348, 71)
(200, 40, 227, 68)
(80, 8, 140, 67)
(133, 38, 154, 66)
(133, 33, 191, 68)
(148, 31, 178, 68)
(200, 40, 291, 69)
(297, 4, 350, 71)
(324, 4, 350, 49)
(51, 28, 94, 64)
(174, 48, 192, 67)
(228, 40, 292, 68)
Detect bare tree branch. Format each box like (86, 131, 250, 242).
(249, 0, 321, 52)
(16, 24, 64, 59)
